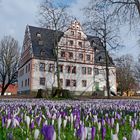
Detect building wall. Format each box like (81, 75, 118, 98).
(94, 65, 116, 94)
(31, 59, 94, 95)
(18, 60, 31, 93)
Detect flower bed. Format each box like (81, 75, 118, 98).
(0, 99, 140, 140)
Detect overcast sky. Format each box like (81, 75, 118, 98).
(0, 0, 139, 60)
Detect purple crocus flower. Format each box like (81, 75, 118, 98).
(101, 127, 106, 140)
(41, 125, 56, 140)
(76, 124, 85, 140)
(91, 127, 96, 140)
(2, 116, 5, 127)
(30, 121, 34, 130)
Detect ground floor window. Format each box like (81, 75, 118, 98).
(40, 77, 46, 85)
(82, 80, 87, 87)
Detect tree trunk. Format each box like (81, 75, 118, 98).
(104, 44, 110, 99)
(1, 87, 7, 96)
(1, 83, 10, 96)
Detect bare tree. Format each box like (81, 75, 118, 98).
(38, 0, 73, 90)
(115, 54, 138, 95)
(83, 1, 121, 98)
(93, 0, 140, 27)
(0, 36, 20, 95)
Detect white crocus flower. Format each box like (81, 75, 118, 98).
(44, 120, 48, 125)
(13, 118, 19, 127)
(53, 131, 56, 140)
(129, 116, 132, 123)
(34, 129, 40, 140)
(111, 133, 118, 140)
(26, 116, 30, 128)
(52, 119, 54, 125)
(123, 137, 127, 140)
(93, 115, 98, 123)
(131, 129, 140, 140)
(6, 119, 11, 128)
(116, 123, 119, 134)
(58, 115, 62, 138)
(63, 119, 67, 128)
(98, 122, 101, 131)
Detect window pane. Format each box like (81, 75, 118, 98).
(94, 68, 99, 75)
(88, 67, 92, 74)
(40, 77, 45, 85)
(79, 54, 83, 60)
(82, 80, 87, 87)
(66, 79, 70, 87)
(72, 66, 76, 74)
(59, 65, 63, 73)
(86, 55, 91, 61)
(66, 65, 71, 73)
(69, 52, 73, 59)
(49, 64, 54, 72)
(82, 67, 86, 74)
(78, 42, 82, 47)
(39, 63, 45, 71)
(61, 51, 65, 57)
(71, 80, 76, 87)
(69, 40, 73, 46)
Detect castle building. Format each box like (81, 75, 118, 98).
(18, 21, 116, 95)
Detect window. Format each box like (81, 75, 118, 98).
(71, 31, 74, 36)
(38, 40, 44, 46)
(72, 66, 76, 74)
(98, 56, 103, 62)
(40, 77, 45, 85)
(59, 65, 63, 73)
(28, 63, 30, 72)
(94, 68, 99, 75)
(40, 50, 46, 56)
(36, 32, 41, 38)
(86, 55, 91, 61)
(49, 64, 54, 72)
(69, 40, 74, 46)
(78, 42, 82, 47)
(71, 80, 76, 87)
(68, 52, 73, 59)
(21, 80, 23, 87)
(60, 79, 63, 87)
(66, 79, 70, 87)
(28, 78, 30, 86)
(95, 82, 100, 91)
(78, 32, 81, 38)
(26, 65, 28, 73)
(61, 51, 65, 57)
(82, 67, 86, 75)
(88, 67, 92, 75)
(79, 54, 83, 60)
(39, 63, 45, 71)
(82, 80, 87, 87)
(25, 79, 27, 87)
(66, 65, 71, 73)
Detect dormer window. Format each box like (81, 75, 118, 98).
(38, 40, 44, 46)
(40, 50, 46, 56)
(98, 56, 104, 62)
(36, 32, 41, 38)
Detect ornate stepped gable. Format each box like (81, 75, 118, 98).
(21, 21, 114, 66)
